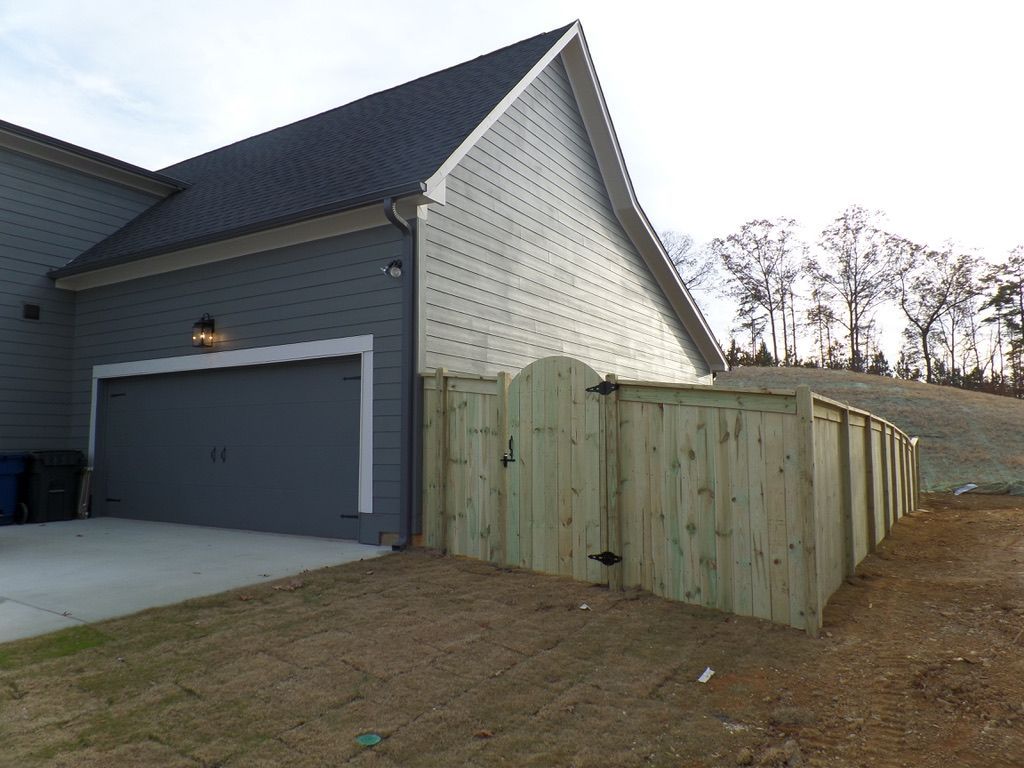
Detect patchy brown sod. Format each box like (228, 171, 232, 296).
(2, 494, 1023, 767)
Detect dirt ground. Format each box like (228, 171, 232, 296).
(1, 493, 1023, 767)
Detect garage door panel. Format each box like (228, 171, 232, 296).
(106, 444, 222, 487)
(106, 412, 222, 451)
(103, 481, 226, 525)
(219, 446, 351, 492)
(97, 356, 361, 539)
(106, 394, 226, 449)
(216, 402, 357, 447)
(192, 366, 360, 407)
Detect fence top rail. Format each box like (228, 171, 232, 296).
(419, 367, 917, 443)
(625, 378, 798, 397)
(616, 379, 797, 414)
(422, 371, 498, 390)
(621, 380, 910, 434)
(810, 392, 912, 439)
(811, 392, 880, 420)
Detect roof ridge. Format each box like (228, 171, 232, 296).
(159, 22, 576, 175)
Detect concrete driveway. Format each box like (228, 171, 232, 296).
(0, 518, 391, 644)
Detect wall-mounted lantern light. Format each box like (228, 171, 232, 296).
(192, 313, 215, 347)
(381, 259, 403, 279)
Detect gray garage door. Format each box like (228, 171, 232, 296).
(95, 356, 361, 539)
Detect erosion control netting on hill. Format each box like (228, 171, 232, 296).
(943, 481, 1024, 496)
(714, 367, 1024, 494)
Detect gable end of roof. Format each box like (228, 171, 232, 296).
(423, 23, 727, 373)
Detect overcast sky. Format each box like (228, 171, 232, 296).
(3, 1, 1022, 346)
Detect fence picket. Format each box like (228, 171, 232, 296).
(421, 358, 920, 635)
(746, 410, 772, 620)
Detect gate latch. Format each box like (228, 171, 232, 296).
(501, 436, 516, 468)
(585, 381, 619, 396)
(588, 551, 622, 566)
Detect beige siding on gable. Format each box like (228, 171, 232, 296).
(422, 56, 710, 383)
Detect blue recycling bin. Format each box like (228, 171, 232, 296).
(0, 454, 27, 525)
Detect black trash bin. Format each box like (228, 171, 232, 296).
(0, 454, 28, 525)
(25, 451, 84, 523)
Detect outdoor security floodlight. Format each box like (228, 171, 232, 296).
(192, 313, 215, 347)
(381, 259, 403, 279)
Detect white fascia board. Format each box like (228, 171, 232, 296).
(89, 335, 375, 515)
(559, 31, 728, 373)
(56, 205, 391, 291)
(56, 190, 440, 292)
(0, 129, 180, 197)
(422, 22, 582, 198)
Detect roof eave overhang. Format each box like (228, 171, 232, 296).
(52, 183, 433, 291)
(0, 120, 188, 197)
(422, 22, 728, 374)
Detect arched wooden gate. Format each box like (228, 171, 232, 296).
(506, 356, 605, 584)
(423, 356, 612, 585)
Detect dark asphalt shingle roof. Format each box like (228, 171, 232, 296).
(52, 24, 572, 277)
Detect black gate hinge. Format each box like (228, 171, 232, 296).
(587, 551, 622, 566)
(585, 381, 619, 396)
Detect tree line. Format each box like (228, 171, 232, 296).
(664, 205, 1024, 398)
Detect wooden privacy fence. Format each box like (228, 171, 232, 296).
(422, 356, 921, 635)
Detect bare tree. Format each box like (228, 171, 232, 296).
(660, 230, 718, 293)
(983, 246, 1024, 396)
(893, 239, 978, 384)
(710, 218, 803, 365)
(806, 285, 839, 367)
(809, 206, 895, 370)
(732, 299, 769, 360)
(774, 225, 803, 364)
(932, 252, 981, 385)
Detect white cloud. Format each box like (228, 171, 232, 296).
(2, 0, 1023, 349)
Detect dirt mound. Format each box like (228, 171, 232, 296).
(715, 366, 1024, 492)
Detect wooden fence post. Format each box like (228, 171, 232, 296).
(911, 437, 921, 510)
(603, 374, 623, 592)
(496, 372, 511, 566)
(839, 407, 856, 578)
(880, 424, 892, 537)
(435, 367, 448, 553)
(899, 436, 910, 518)
(909, 438, 917, 518)
(889, 428, 899, 522)
(795, 386, 820, 637)
(863, 415, 878, 553)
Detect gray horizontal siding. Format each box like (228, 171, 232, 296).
(71, 225, 405, 544)
(0, 147, 161, 451)
(423, 57, 709, 383)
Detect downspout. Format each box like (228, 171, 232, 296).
(384, 197, 417, 550)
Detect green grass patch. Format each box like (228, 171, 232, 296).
(0, 625, 110, 670)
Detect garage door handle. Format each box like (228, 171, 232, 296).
(221, 447, 227, 463)
(211, 447, 216, 463)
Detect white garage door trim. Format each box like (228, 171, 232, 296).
(89, 335, 375, 515)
